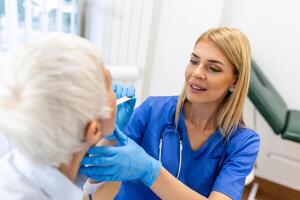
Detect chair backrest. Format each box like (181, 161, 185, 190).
(248, 60, 288, 134)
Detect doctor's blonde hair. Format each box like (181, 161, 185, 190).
(175, 27, 251, 137)
(0, 33, 111, 166)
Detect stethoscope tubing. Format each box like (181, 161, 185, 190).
(158, 124, 183, 179)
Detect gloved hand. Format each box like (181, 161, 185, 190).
(79, 127, 162, 187)
(113, 84, 136, 131)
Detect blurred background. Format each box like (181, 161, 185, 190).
(0, 0, 300, 199)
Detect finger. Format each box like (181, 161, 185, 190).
(79, 166, 103, 176)
(105, 132, 116, 141)
(114, 127, 128, 145)
(87, 146, 117, 156)
(80, 165, 124, 182)
(121, 87, 127, 97)
(128, 97, 137, 107)
(112, 83, 117, 92)
(116, 85, 123, 99)
(127, 87, 135, 97)
(87, 166, 118, 176)
(116, 102, 123, 111)
(81, 155, 116, 167)
(84, 174, 120, 182)
(79, 165, 117, 176)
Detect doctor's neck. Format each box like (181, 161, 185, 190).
(184, 101, 218, 129)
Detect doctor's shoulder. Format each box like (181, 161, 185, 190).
(140, 96, 178, 111)
(134, 96, 178, 119)
(226, 127, 260, 156)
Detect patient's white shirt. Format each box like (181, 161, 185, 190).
(0, 150, 84, 200)
(0, 132, 12, 158)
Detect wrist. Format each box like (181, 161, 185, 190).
(142, 156, 162, 187)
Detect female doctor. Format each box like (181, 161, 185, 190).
(80, 27, 260, 200)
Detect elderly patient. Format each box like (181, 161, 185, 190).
(0, 33, 116, 199)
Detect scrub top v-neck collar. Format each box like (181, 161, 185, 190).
(178, 108, 221, 156)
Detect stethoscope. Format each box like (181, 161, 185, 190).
(158, 120, 228, 180)
(158, 122, 183, 179)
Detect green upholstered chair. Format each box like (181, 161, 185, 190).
(282, 110, 300, 143)
(248, 60, 300, 143)
(248, 60, 288, 134)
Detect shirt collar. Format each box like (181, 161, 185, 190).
(12, 150, 83, 200)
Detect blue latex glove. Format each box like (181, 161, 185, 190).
(112, 84, 136, 131)
(79, 127, 162, 187)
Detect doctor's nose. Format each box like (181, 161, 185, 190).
(192, 65, 206, 80)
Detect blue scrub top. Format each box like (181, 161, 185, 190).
(115, 96, 260, 200)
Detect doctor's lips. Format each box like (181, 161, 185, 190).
(188, 82, 208, 92)
(116, 96, 132, 105)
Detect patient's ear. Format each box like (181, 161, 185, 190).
(85, 120, 103, 146)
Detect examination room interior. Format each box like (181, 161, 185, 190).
(0, 0, 300, 199)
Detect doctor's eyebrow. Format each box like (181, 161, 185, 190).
(207, 59, 224, 66)
(191, 53, 199, 59)
(191, 53, 224, 66)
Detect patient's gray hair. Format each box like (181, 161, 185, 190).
(0, 33, 111, 166)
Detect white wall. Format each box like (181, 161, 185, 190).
(85, 0, 300, 113)
(219, 0, 300, 189)
(146, 0, 300, 110)
(146, 0, 224, 97)
(85, 0, 155, 104)
(220, 0, 300, 110)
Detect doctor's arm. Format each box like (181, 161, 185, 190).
(152, 131, 260, 200)
(80, 129, 232, 200)
(152, 167, 231, 200)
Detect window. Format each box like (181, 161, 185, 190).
(0, 0, 79, 55)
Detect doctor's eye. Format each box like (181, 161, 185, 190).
(208, 65, 221, 73)
(190, 60, 198, 65)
